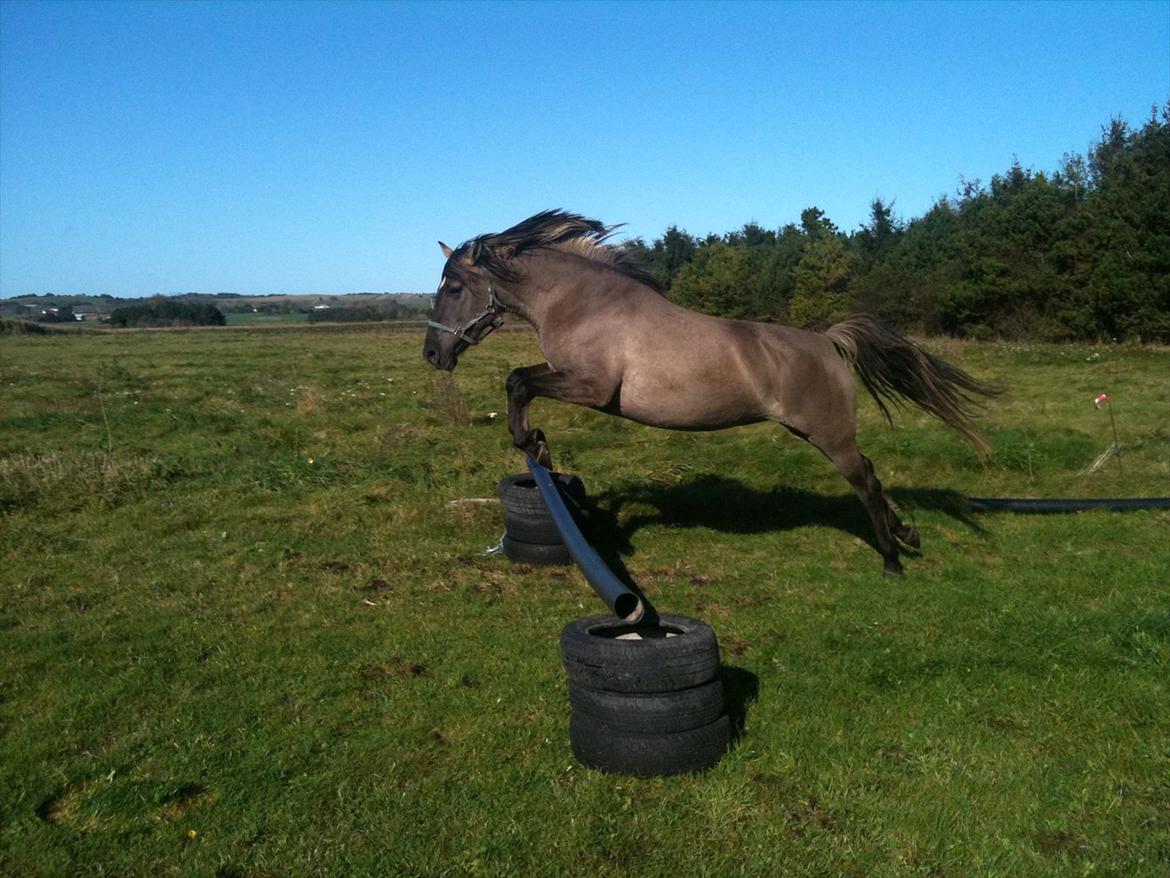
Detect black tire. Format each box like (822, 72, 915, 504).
(560, 614, 720, 693)
(503, 509, 564, 545)
(503, 505, 590, 545)
(569, 711, 730, 776)
(569, 678, 725, 735)
(498, 472, 586, 518)
(502, 535, 571, 566)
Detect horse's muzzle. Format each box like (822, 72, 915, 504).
(422, 326, 462, 371)
(422, 345, 459, 371)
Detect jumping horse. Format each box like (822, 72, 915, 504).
(422, 210, 997, 574)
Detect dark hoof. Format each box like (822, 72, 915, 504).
(897, 526, 921, 549)
(884, 559, 905, 576)
(523, 429, 553, 469)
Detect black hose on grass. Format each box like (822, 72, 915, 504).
(968, 497, 1170, 513)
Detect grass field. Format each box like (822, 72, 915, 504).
(224, 312, 309, 326)
(1, 325, 1168, 877)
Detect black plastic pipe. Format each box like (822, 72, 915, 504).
(527, 456, 647, 624)
(969, 497, 1170, 513)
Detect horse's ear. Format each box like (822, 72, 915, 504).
(438, 241, 454, 259)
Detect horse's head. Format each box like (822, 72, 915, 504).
(422, 210, 639, 370)
(422, 242, 505, 371)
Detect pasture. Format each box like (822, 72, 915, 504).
(1, 325, 1168, 876)
(224, 312, 309, 326)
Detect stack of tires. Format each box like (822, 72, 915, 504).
(560, 614, 730, 776)
(497, 472, 586, 566)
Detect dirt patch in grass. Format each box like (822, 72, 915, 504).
(357, 657, 428, 680)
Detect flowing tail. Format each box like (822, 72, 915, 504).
(824, 316, 1001, 455)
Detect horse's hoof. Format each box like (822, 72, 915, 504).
(898, 526, 921, 549)
(526, 430, 553, 468)
(521, 429, 553, 468)
(884, 559, 905, 576)
(534, 443, 553, 469)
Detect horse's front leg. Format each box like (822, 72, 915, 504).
(506, 364, 555, 466)
(505, 363, 611, 469)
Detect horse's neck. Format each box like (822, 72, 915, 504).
(496, 278, 548, 331)
(497, 255, 573, 332)
(500, 252, 628, 333)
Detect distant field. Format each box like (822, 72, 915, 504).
(224, 311, 309, 325)
(1, 326, 1168, 876)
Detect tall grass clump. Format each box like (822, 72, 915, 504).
(427, 372, 469, 426)
(0, 452, 181, 512)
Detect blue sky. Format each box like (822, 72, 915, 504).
(1, 0, 1167, 297)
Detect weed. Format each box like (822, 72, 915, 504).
(427, 371, 469, 426)
(295, 385, 320, 415)
(0, 451, 180, 512)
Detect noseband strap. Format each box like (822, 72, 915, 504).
(427, 284, 506, 345)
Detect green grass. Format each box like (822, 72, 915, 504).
(1, 326, 1168, 876)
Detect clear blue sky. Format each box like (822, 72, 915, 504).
(1, 0, 1167, 297)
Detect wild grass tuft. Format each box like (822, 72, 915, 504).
(427, 370, 469, 426)
(0, 451, 182, 512)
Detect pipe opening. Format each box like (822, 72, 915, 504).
(613, 594, 643, 624)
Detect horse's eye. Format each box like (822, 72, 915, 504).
(447, 284, 462, 298)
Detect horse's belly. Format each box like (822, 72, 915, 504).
(614, 381, 765, 431)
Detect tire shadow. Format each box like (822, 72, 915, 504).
(719, 664, 759, 746)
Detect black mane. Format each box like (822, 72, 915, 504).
(458, 209, 665, 294)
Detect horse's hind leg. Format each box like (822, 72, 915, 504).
(842, 447, 920, 551)
(889, 507, 920, 549)
(811, 434, 906, 575)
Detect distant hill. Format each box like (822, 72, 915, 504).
(0, 292, 434, 323)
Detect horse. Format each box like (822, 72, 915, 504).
(422, 210, 998, 574)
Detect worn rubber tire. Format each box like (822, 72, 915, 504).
(501, 535, 571, 566)
(503, 505, 590, 545)
(568, 678, 725, 735)
(503, 509, 564, 545)
(569, 711, 730, 776)
(498, 472, 586, 518)
(560, 614, 720, 693)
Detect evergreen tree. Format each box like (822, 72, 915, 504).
(639, 106, 1169, 341)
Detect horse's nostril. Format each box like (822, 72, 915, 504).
(425, 348, 439, 365)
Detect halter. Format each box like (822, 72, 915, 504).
(426, 283, 506, 346)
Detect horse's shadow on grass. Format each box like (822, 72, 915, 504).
(580, 473, 982, 590)
(572, 474, 976, 750)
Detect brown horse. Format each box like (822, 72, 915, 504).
(423, 210, 997, 574)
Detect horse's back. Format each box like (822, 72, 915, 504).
(595, 296, 854, 432)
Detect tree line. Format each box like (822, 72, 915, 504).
(104, 299, 417, 327)
(108, 300, 226, 328)
(625, 106, 1169, 342)
(306, 301, 416, 323)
